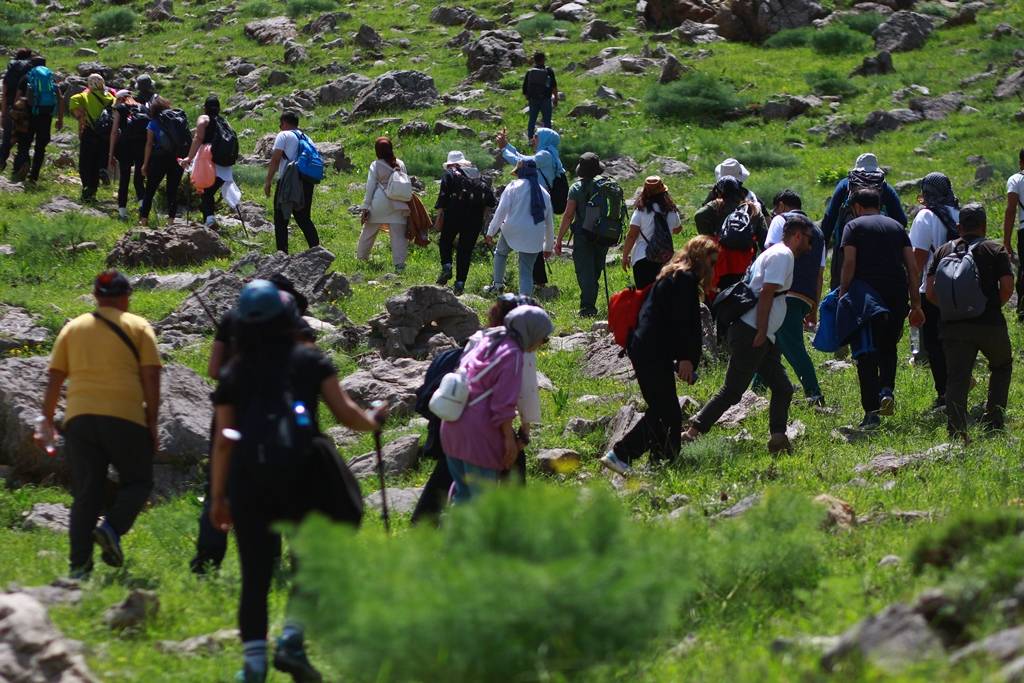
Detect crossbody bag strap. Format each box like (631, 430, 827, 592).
(92, 312, 140, 363)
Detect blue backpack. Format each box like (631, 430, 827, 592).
(293, 130, 324, 183)
(27, 66, 56, 113)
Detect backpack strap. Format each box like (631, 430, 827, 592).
(91, 312, 140, 363)
(463, 347, 507, 407)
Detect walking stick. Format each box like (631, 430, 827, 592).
(371, 401, 390, 533)
(235, 204, 252, 238)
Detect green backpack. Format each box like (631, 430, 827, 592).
(576, 176, 626, 248)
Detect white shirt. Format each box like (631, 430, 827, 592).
(1008, 172, 1024, 228)
(628, 207, 680, 265)
(739, 242, 794, 342)
(362, 159, 410, 225)
(272, 130, 300, 180)
(766, 214, 825, 266)
(909, 205, 960, 292)
(486, 178, 554, 254)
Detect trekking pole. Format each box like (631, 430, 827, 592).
(188, 291, 217, 325)
(235, 205, 251, 239)
(370, 400, 390, 533)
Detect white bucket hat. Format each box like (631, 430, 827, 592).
(443, 150, 473, 169)
(715, 158, 750, 182)
(853, 152, 879, 172)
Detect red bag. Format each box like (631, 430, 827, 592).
(607, 283, 652, 348)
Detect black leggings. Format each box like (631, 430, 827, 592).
(141, 153, 184, 220)
(613, 353, 681, 463)
(202, 177, 225, 220)
(438, 217, 483, 283)
(116, 145, 145, 209)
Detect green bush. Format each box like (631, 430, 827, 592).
(400, 135, 495, 178)
(0, 25, 25, 46)
(735, 142, 798, 170)
(810, 25, 872, 55)
(817, 167, 846, 186)
(838, 11, 885, 35)
(910, 509, 1024, 572)
(516, 13, 570, 37)
(764, 27, 814, 48)
(559, 121, 622, 173)
(240, 0, 274, 17)
(916, 1, 954, 18)
(644, 73, 747, 125)
(92, 7, 136, 38)
(285, 0, 339, 19)
(804, 68, 861, 98)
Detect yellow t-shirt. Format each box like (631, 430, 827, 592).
(68, 89, 113, 128)
(49, 307, 162, 427)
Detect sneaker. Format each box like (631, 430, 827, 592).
(858, 413, 881, 430)
(235, 664, 267, 683)
(482, 283, 505, 296)
(436, 265, 453, 285)
(878, 391, 895, 416)
(394, 264, 406, 275)
(274, 635, 322, 683)
(578, 307, 599, 318)
(767, 434, 792, 455)
(68, 561, 93, 581)
(599, 451, 632, 476)
(93, 521, 124, 568)
(204, 215, 218, 229)
(452, 281, 465, 296)
(806, 395, 825, 408)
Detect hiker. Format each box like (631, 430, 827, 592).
(440, 305, 552, 503)
(821, 152, 907, 289)
(713, 158, 761, 205)
(209, 279, 386, 683)
(107, 90, 147, 220)
(910, 172, 961, 410)
(68, 73, 114, 203)
(0, 48, 33, 172)
(140, 96, 189, 227)
(498, 126, 565, 294)
(12, 55, 63, 184)
(522, 51, 558, 140)
(600, 236, 718, 476)
(838, 188, 924, 429)
(411, 294, 542, 524)
(1001, 148, 1024, 323)
(434, 150, 496, 295)
(926, 203, 1013, 440)
(357, 136, 409, 271)
(695, 176, 765, 299)
(180, 96, 241, 228)
(264, 111, 321, 254)
(484, 160, 554, 296)
(684, 216, 815, 453)
(38, 270, 161, 579)
(762, 191, 826, 405)
(134, 74, 158, 111)
(620, 176, 683, 289)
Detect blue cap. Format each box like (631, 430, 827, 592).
(237, 279, 284, 323)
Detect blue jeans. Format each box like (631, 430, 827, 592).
(492, 234, 539, 295)
(446, 456, 500, 504)
(527, 97, 552, 139)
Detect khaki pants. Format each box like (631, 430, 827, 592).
(357, 221, 408, 266)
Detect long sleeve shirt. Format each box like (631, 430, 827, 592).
(820, 178, 907, 247)
(629, 270, 704, 366)
(502, 144, 557, 188)
(486, 178, 554, 253)
(361, 159, 409, 225)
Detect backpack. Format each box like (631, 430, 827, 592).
(608, 283, 653, 348)
(292, 130, 324, 183)
(839, 169, 887, 222)
(233, 377, 315, 476)
(933, 238, 989, 322)
(429, 348, 505, 422)
(449, 167, 494, 210)
(577, 176, 626, 248)
(524, 67, 551, 100)
(718, 202, 756, 251)
(2, 60, 30, 104)
(209, 115, 239, 167)
(121, 104, 150, 145)
(549, 172, 569, 215)
(8, 97, 30, 134)
(26, 66, 56, 113)
(640, 209, 675, 264)
(385, 165, 412, 202)
(155, 108, 192, 157)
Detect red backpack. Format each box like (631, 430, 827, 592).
(607, 284, 652, 348)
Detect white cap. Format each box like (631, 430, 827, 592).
(854, 152, 879, 172)
(443, 150, 473, 169)
(715, 158, 750, 182)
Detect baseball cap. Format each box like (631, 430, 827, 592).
(94, 270, 131, 297)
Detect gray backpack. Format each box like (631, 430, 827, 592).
(933, 238, 988, 321)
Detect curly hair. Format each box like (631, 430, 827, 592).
(657, 234, 719, 292)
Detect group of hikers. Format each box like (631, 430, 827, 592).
(15, 43, 1024, 682)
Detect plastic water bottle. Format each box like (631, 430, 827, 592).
(909, 327, 922, 366)
(293, 401, 312, 428)
(33, 416, 56, 457)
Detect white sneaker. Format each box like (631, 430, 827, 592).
(599, 451, 632, 476)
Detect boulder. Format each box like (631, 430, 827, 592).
(659, 53, 686, 83)
(350, 70, 439, 117)
(367, 286, 480, 358)
(266, 70, 290, 86)
(302, 11, 350, 36)
(430, 5, 476, 25)
(244, 16, 297, 45)
(156, 365, 214, 465)
(873, 11, 933, 52)
(854, 108, 923, 140)
(40, 196, 105, 218)
(581, 18, 621, 40)
(813, 494, 856, 530)
(128, 271, 211, 292)
(950, 625, 1024, 665)
(398, 120, 431, 136)
(443, 106, 503, 123)
(822, 604, 944, 672)
(22, 502, 70, 532)
(536, 448, 581, 474)
(154, 271, 244, 348)
(762, 94, 822, 121)
(554, 2, 593, 21)
(6, 579, 83, 606)
(855, 443, 956, 476)
(0, 305, 50, 352)
(341, 356, 431, 416)
(447, 29, 474, 48)
(365, 487, 421, 515)
(714, 493, 762, 519)
(75, 61, 112, 79)
(104, 589, 159, 630)
(463, 30, 527, 73)
(601, 155, 643, 182)
(235, 67, 269, 93)
(583, 333, 634, 380)
(716, 390, 768, 428)
(650, 155, 693, 176)
(106, 224, 230, 269)
(346, 434, 421, 478)
(353, 23, 384, 49)
(718, 0, 828, 41)
(568, 101, 610, 119)
(283, 40, 308, 66)
(995, 69, 1024, 100)
(145, 0, 174, 21)
(317, 74, 372, 104)
(563, 415, 611, 436)
(604, 403, 643, 452)
(638, 0, 720, 29)
(908, 92, 965, 120)
(0, 593, 97, 682)
(433, 119, 476, 137)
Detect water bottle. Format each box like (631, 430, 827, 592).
(33, 416, 56, 457)
(909, 327, 922, 366)
(292, 401, 312, 428)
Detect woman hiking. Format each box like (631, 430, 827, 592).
(358, 136, 410, 273)
(139, 96, 186, 227)
(106, 90, 146, 221)
(484, 160, 554, 296)
(179, 96, 242, 228)
(621, 176, 683, 289)
(694, 176, 765, 300)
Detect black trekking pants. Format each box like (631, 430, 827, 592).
(613, 352, 681, 463)
(854, 311, 905, 414)
(141, 153, 184, 220)
(1016, 231, 1024, 319)
(116, 144, 145, 209)
(0, 111, 14, 166)
(438, 217, 483, 284)
(13, 107, 52, 181)
(65, 415, 153, 570)
(201, 177, 225, 221)
(78, 127, 104, 198)
(273, 178, 319, 254)
(920, 298, 947, 400)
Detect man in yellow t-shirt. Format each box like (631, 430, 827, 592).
(67, 73, 113, 203)
(40, 270, 162, 578)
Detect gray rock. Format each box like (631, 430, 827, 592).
(548, 332, 592, 352)
(154, 271, 244, 348)
(367, 286, 480, 358)
(318, 74, 372, 104)
(673, 19, 724, 43)
(852, 51, 895, 77)
(659, 53, 686, 84)
(568, 101, 610, 119)
(873, 11, 933, 52)
(821, 359, 853, 372)
(156, 629, 239, 656)
(353, 23, 383, 49)
(40, 196, 105, 218)
(762, 94, 823, 121)
(563, 415, 610, 436)
(325, 425, 359, 448)
(75, 61, 112, 79)
(537, 448, 581, 474)
(855, 108, 923, 140)
(128, 271, 211, 292)
(0, 305, 50, 352)
(302, 10, 350, 36)
(347, 434, 421, 479)
(446, 29, 474, 48)
(146, 0, 174, 21)
(583, 333, 634, 380)
(244, 16, 297, 45)
(157, 365, 215, 466)
(604, 403, 643, 453)
(771, 634, 841, 654)
(22, 502, 70, 532)
(714, 493, 762, 519)
(342, 357, 431, 416)
(650, 155, 693, 176)
(235, 66, 269, 93)
(822, 604, 944, 672)
(398, 120, 431, 136)
(350, 70, 439, 117)
(443, 106, 503, 123)
(430, 5, 476, 26)
(365, 486, 422, 515)
(878, 554, 901, 567)
(856, 510, 934, 525)
(716, 390, 768, 428)
(855, 443, 956, 476)
(283, 40, 308, 66)
(433, 119, 476, 137)
(554, 1, 592, 22)
(104, 590, 160, 630)
(996, 69, 1024, 100)
(951, 626, 1024, 665)
(229, 246, 342, 303)
(581, 18, 620, 40)
(909, 92, 965, 120)
(0, 593, 96, 681)
(601, 155, 643, 182)
(6, 578, 83, 606)
(106, 224, 230, 268)
(595, 84, 622, 100)
(463, 30, 527, 73)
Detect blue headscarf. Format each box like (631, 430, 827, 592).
(535, 127, 565, 179)
(516, 160, 547, 226)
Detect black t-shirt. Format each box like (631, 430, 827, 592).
(928, 237, 1013, 326)
(214, 309, 239, 366)
(840, 214, 911, 308)
(3, 60, 30, 105)
(630, 269, 703, 365)
(434, 168, 488, 225)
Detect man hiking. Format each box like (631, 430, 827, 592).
(0, 48, 33, 172)
(264, 111, 321, 254)
(68, 73, 114, 203)
(134, 74, 159, 111)
(1002, 148, 1024, 323)
(522, 52, 558, 140)
(39, 270, 162, 579)
(12, 55, 63, 184)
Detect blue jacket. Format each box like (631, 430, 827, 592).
(837, 279, 892, 358)
(821, 177, 907, 247)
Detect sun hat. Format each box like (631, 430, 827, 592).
(443, 150, 473, 169)
(714, 158, 750, 183)
(853, 153, 879, 172)
(575, 152, 603, 179)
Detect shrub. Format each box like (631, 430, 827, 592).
(0, 25, 25, 46)
(838, 11, 885, 35)
(764, 27, 813, 48)
(285, 0, 339, 19)
(910, 509, 1024, 573)
(644, 72, 747, 125)
(817, 167, 846, 186)
(400, 135, 495, 178)
(805, 68, 861, 98)
(241, 0, 274, 17)
(735, 142, 798, 169)
(559, 121, 622, 172)
(810, 25, 872, 55)
(916, 1, 954, 18)
(92, 7, 136, 38)
(516, 13, 570, 37)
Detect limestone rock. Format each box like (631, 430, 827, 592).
(908, 92, 965, 120)
(104, 589, 160, 630)
(433, 119, 476, 137)
(156, 365, 214, 465)
(536, 448, 581, 474)
(601, 155, 643, 182)
(0, 304, 50, 352)
(283, 40, 308, 66)
(40, 196, 105, 218)
(0, 593, 97, 682)
(583, 333, 634, 380)
(568, 101, 610, 119)
(22, 503, 70, 532)
(672, 19, 724, 43)
(350, 70, 439, 117)
(341, 357, 432, 416)
(638, 0, 721, 29)
(367, 286, 480, 358)
(718, 0, 828, 41)
(659, 53, 686, 83)
(6, 578, 83, 606)
(430, 5, 476, 25)
(714, 493, 761, 519)
(347, 434, 421, 479)
(156, 629, 239, 656)
(581, 18, 620, 40)
(318, 74, 372, 104)
(951, 626, 1024, 665)
(244, 16, 297, 45)
(106, 224, 230, 268)
(128, 271, 211, 292)
(604, 403, 643, 453)
(854, 108, 923, 140)
(353, 23, 383, 49)
(563, 415, 611, 436)
(762, 94, 822, 121)
(813, 494, 856, 530)
(463, 30, 527, 73)
(716, 390, 768, 428)
(553, 2, 593, 22)
(302, 11, 350, 36)
(873, 11, 933, 52)
(855, 443, 956, 476)
(995, 69, 1024, 100)
(365, 486, 422, 515)
(822, 604, 944, 672)
(651, 155, 693, 176)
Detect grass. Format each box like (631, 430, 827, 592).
(805, 67, 862, 98)
(644, 73, 748, 124)
(516, 13, 572, 38)
(809, 25, 873, 55)
(92, 7, 137, 38)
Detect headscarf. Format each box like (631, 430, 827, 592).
(920, 172, 959, 237)
(534, 127, 564, 178)
(712, 176, 745, 205)
(374, 136, 398, 169)
(86, 73, 106, 95)
(516, 160, 546, 226)
(504, 305, 553, 351)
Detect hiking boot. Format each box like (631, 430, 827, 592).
(11, 164, 29, 182)
(452, 281, 465, 296)
(436, 265, 453, 285)
(858, 413, 881, 430)
(482, 283, 504, 296)
(274, 635, 322, 683)
(68, 561, 93, 581)
(93, 520, 124, 568)
(235, 664, 267, 683)
(767, 434, 792, 455)
(578, 307, 599, 318)
(599, 451, 632, 477)
(878, 391, 895, 417)
(806, 395, 825, 408)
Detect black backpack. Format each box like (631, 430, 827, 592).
(718, 202, 756, 251)
(449, 167, 495, 210)
(155, 108, 192, 158)
(641, 209, 675, 264)
(120, 104, 150, 145)
(2, 60, 31, 104)
(839, 169, 888, 223)
(524, 67, 550, 100)
(233, 376, 314, 476)
(210, 115, 239, 167)
(549, 172, 569, 215)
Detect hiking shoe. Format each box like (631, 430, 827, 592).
(11, 164, 29, 182)
(878, 392, 895, 416)
(482, 283, 504, 296)
(436, 265, 453, 285)
(599, 451, 632, 477)
(274, 636, 322, 683)
(928, 396, 946, 413)
(807, 395, 825, 408)
(235, 664, 267, 683)
(858, 413, 881, 430)
(767, 434, 792, 455)
(68, 561, 93, 581)
(452, 281, 465, 296)
(93, 521, 124, 568)
(578, 307, 599, 318)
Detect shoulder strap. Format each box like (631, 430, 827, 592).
(92, 312, 140, 362)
